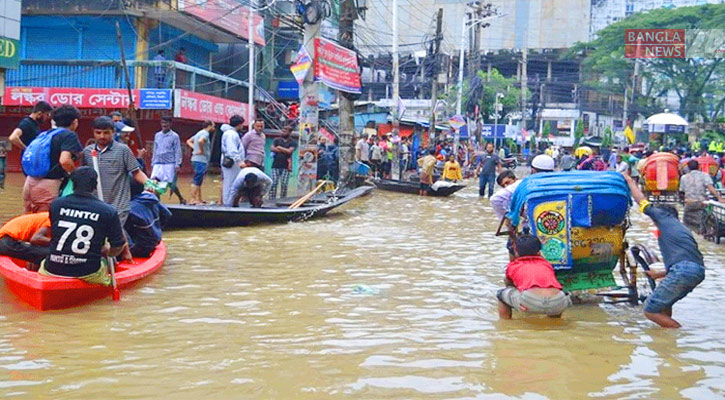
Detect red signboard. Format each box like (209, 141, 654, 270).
(3, 87, 142, 108)
(313, 38, 362, 94)
(173, 89, 252, 123)
(179, 0, 265, 46)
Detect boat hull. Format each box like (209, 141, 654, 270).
(164, 185, 375, 229)
(373, 179, 466, 197)
(0, 242, 167, 310)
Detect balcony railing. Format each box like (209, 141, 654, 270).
(6, 60, 255, 100)
(22, 0, 172, 14)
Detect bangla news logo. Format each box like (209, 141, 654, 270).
(625, 29, 725, 59)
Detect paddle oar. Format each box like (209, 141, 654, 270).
(289, 181, 326, 209)
(91, 149, 120, 301)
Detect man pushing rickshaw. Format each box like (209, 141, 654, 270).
(495, 168, 706, 328)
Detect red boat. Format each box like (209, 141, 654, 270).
(0, 242, 166, 310)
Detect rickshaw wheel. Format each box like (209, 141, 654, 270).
(703, 212, 720, 244)
(630, 247, 657, 304)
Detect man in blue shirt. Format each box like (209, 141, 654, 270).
(475, 142, 501, 198)
(624, 172, 706, 328)
(125, 184, 171, 258)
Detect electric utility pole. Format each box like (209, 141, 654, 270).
(248, 0, 255, 126)
(392, 0, 400, 126)
(297, 8, 322, 194)
(338, 0, 357, 177)
(428, 8, 443, 144)
(521, 46, 529, 151)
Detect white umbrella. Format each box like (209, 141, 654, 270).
(645, 112, 688, 133)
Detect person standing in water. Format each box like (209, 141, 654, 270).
(624, 172, 707, 328)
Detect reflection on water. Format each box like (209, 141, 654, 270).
(0, 172, 724, 398)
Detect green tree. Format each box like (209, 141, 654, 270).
(542, 121, 552, 137)
(602, 126, 614, 148)
(567, 4, 725, 122)
(574, 119, 585, 148)
(442, 68, 524, 123)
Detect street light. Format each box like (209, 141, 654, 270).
(248, 0, 278, 126)
(455, 12, 505, 152)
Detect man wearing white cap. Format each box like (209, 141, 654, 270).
(530, 154, 555, 173)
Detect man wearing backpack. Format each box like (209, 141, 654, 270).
(21, 104, 83, 213)
(8, 101, 53, 156)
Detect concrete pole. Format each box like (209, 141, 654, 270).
(429, 8, 443, 145)
(297, 19, 321, 194)
(338, 0, 357, 182)
(392, 0, 399, 125)
(456, 19, 466, 117)
(494, 94, 499, 149)
(521, 47, 528, 150)
(247, 3, 255, 126)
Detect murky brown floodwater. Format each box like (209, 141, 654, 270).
(0, 171, 723, 399)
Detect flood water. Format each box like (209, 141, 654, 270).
(0, 172, 724, 399)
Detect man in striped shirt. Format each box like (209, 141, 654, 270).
(82, 116, 149, 259)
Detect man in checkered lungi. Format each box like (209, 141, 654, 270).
(269, 126, 297, 200)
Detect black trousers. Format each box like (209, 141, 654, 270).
(0, 236, 49, 264)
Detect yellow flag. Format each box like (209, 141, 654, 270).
(624, 126, 635, 144)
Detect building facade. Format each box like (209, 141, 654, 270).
(0, 0, 268, 173)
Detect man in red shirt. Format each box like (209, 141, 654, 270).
(497, 235, 571, 319)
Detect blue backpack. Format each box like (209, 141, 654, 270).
(21, 128, 67, 178)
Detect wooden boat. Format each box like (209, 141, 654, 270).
(0, 242, 166, 310)
(373, 179, 466, 197)
(164, 185, 375, 229)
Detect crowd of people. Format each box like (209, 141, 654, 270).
(0, 103, 169, 286)
(0, 101, 722, 328)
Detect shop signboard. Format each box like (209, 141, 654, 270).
(0, 37, 19, 69)
(178, 0, 265, 45)
(173, 89, 252, 123)
(3, 87, 141, 108)
(139, 89, 173, 109)
(313, 38, 361, 94)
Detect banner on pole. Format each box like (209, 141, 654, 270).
(448, 115, 466, 130)
(313, 38, 362, 94)
(397, 98, 407, 120)
(290, 45, 313, 85)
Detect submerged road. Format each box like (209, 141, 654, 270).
(0, 172, 723, 398)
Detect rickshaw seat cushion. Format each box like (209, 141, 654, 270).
(571, 193, 629, 228)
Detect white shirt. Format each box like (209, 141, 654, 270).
(355, 138, 370, 162)
(220, 125, 245, 165)
(491, 180, 522, 221)
(227, 167, 273, 206)
(615, 161, 629, 173)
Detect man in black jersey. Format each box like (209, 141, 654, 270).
(39, 167, 126, 286)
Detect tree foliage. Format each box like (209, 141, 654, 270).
(602, 126, 614, 148)
(442, 68, 524, 123)
(542, 121, 552, 136)
(574, 119, 585, 148)
(567, 4, 725, 122)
